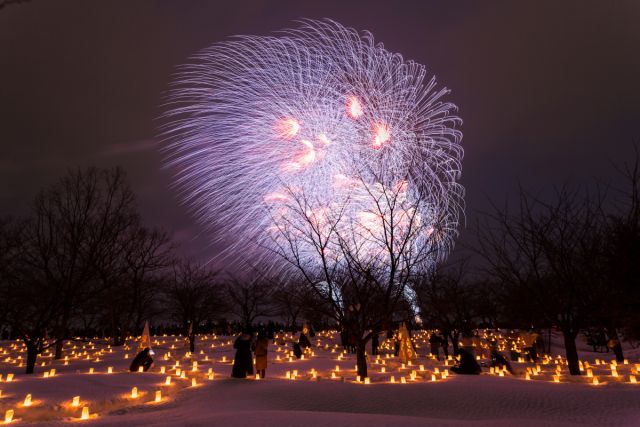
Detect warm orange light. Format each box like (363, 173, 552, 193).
(80, 406, 89, 420)
(23, 394, 32, 407)
(4, 409, 14, 424)
(131, 387, 138, 398)
(72, 396, 80, 407)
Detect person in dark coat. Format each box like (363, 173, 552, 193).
(450, 348, 481, 375)
(429, 333, 441, 360)
(298, 331, 311, 349)
(130, 347, 153, 372)
(371, 331, 380, 356)
(490, 348, 514, 374)
(231, 331, 254, 378)
(293, 342, 302, 359)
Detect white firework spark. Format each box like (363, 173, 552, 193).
(162, 19, 464, 273)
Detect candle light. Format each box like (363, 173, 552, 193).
(364, 377, 370, 384)
(131, 387, 138, 398)
(80, 406, 89, 420)
(400, 376, 406, 384)
(4, 409, 14, 423)
(155, 390, 162, 402)
(630, 375, 637, 384)
(72, 396, 80, 407)
(107, 367, 113, 374)
(23, 393, 32, 407)
(6, 374, 13, 382)
(165, 376, 172, 385)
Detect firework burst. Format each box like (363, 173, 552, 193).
(162, 19, 464, 272)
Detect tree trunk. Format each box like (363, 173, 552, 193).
(25, 341, 38, 374)
(54, 338, 64, 360)
(562, 330, 581, 375)
(450, 331, 460, 356)
(356, 340, 368, 379)
(189, 333, 195, 353)
(606, 327, 624, 362)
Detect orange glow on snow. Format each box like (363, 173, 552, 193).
(372, 123, 391, 148)
(346, 96, 363, 119)
(275, 117, 300, 139)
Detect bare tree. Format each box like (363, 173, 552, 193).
(162, 261, 222, 353)
(266, 175, 445, 378)
(413, 261, 480, 355)
(225, 275, 275, 328)
(18, 167, 137, 362)
(95, 224, 172, 345)
(475, 187, 606, 375)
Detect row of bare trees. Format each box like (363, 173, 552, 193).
(0, 168, 309, 374)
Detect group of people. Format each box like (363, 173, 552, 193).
(231, 329, 270, 378)
(129, 325, 542, 379)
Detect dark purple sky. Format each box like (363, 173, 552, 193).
(1, 0, 639, 266)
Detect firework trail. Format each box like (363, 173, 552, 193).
(162, 19, 464, 272)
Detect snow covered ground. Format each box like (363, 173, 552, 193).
(1, 331, 638, 426)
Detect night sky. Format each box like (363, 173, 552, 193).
(1, 0, 639, 267)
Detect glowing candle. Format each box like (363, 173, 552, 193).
(592, 376, 599, 385)
(431, 374, 436, 382)
(107, 366, 113, 374)
(155, 390, 162, 402)
(80, 406, 89, 420)
(364, 377, 370, 385)
(160, 366, 166, 374)
(192, 377, 198, 386)
(630, 375, 637, 384)
(23, 394, 32, 407)
(6, 374, 13, 382)
(165, 376, 171, 385)
(400, 376, 406, 384)
(72, 396, 80, 407)
(4, 409, 14, 423)
(131, 387, 138, 398)
(138, 366, 144, 373)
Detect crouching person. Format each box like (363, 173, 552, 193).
(130, 347, 153, 372)
(451, 348, 481, 375)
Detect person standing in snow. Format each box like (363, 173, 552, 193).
(231, 329, 254, 378)
(429, 332, 441, 360)
(253, 330, 269, 378)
